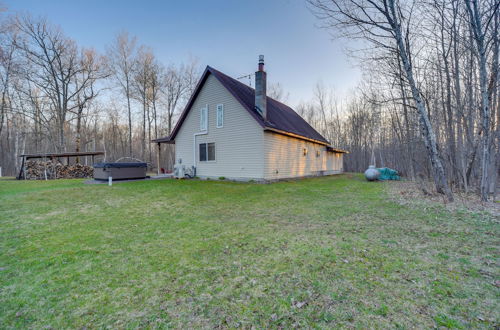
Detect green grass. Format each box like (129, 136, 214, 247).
(0, 174, 498, 328)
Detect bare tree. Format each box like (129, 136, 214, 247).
(308, 0, 454, 201)
(0, 20, 17, 138)
(133, 46, 154, 161)
(268, 82, 289, 103)
(72, 49, 108, 162)
(464, 0, 499, 201)
(149, 58, 163, 141)
(162, 65, 186, 136)
(0, 12, 201, 176)
(107, 31, 137, 156)
(160, 60, 201, 136)
(14, 15, 101, 152)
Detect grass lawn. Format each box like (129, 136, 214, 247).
(0, 174, 498, 328)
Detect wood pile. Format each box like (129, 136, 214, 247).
(25, 160, 93, 180)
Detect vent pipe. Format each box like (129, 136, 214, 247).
(255, 55, 267, 120)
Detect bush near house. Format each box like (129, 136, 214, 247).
(0, 175, 498, 328)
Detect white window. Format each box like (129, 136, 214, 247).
(200, 106, 208, 131)
(199, 143, 215, 161)
(216, 104, 224, 128)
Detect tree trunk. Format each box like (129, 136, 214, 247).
(126, 81, 133, 157)
(388, 0, 453, 201)
(465, 0, 492, 201)
(75, 107, 83, 163)
(451, 0, 467, 190)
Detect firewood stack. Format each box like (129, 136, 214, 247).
(24, 160, 93, 180)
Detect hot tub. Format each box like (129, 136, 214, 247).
(93, 162, 147, 180)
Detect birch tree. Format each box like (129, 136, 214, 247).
(308, 0, 454, 201)
(464, 0, 498, 201)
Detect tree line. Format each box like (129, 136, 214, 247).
(0, 13, 199, 176)
(304, 0, 498, 201)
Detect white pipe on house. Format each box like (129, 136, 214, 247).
(193, 131, 206, 169)
(193, 105, 209, 170)
(108, 176, 112, 186)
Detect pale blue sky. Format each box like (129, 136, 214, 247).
(4, 0, 360, 105)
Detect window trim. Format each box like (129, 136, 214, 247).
(216, 104, 224, 128)
(199, 142, 216, 162)
(199, 143, 207, 162)
(207, 142, 216, 162)
(200, 106, 208, 131)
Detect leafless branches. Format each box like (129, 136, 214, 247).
(307, 0, 499, 201)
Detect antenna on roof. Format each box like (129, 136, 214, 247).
(237, 73, 254, 87)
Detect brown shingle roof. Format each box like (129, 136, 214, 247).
(153, 66, 330, 145)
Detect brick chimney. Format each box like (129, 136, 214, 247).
(255, 55, 267, 120)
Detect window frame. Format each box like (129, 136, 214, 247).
(199, 142, 216, 162)
(200, 106, 208, 131)
(199, 143, 207, 162)
(216, 104, 224, 128)
(207, 143, 216, 161)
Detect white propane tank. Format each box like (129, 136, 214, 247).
(364, 165, 380, 181)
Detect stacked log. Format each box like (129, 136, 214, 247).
(24, 160, 93, 180)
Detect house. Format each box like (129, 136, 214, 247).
(153, 56, 347, 181)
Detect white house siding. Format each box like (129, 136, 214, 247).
(263, 131, 343, 180)
(174, 74, 265, 179)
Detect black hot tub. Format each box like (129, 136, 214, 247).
(93, 162, 147, 180)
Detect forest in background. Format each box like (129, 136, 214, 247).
(0, 0, 498, 201)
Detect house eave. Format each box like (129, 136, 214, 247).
(263, 127, 329, 146)
(326, 146, 349, 154)
(151, 137, 175, 144)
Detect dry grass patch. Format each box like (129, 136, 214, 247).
(387, 179, 500, 217)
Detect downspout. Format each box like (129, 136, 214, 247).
(193, 104, 209, 169)
(193, 131, 206, 168)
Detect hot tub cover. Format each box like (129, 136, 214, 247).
(93, 162, 147, 168)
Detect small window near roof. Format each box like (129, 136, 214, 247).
(303, 148, 308, 156)
(200, 107, 208, 131)
(316, 150, 321, 157)
(216, 104, 224, 128)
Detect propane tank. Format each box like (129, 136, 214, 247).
(364, 165, 380, 181)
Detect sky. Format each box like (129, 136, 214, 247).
(4, 0, 361, 106)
